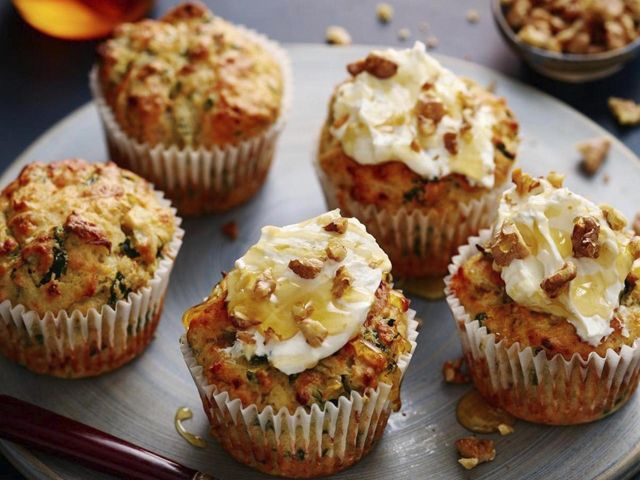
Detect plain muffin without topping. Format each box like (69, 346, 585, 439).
(93, 2, 291, 215)
(0, 159, 183, 377)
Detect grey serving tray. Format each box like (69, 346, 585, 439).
(1, 44, 640, 480)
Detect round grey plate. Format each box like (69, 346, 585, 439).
(1, 44, 640, 480)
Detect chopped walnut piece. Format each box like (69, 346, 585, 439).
(456, 437, 496, 470)
(292, 301, 314, 321)
(577, 137, 610, 176)
(324, 217, 348, 234)
(416, 98, 446, 124)
(376, 2, 394, 23)
(490, 221, 530, 267)
(458, 458, 480, 470)
(497, 423, 514, 436)
(288, 258, 324, 279)
(325, 25, 352, 45)
(364, 54, 399, 79)
(299, 318, 328, 347)
(221, 221, 238, 240)
(442, 357, 471, 384)
(546, 171, 565, 188)
(332, 265, 353, 298)
(572, 216, 600, 258)
(512, 169, 541, 195)
(609, 97, 640, 125)
(633, 213, 640, 236)
(600, 204, 627, 230)
(628, 237, 640, 259)
(326, 240, 347, 261)
(443, 132, 458, 155)
(253, 270, 276, 299)
(426, 35, 439, 49)
(397, 27, 411, 41)
(230, 307, 261, 329)
(541, 262, 577, 298)
(466, 9, 480, 23)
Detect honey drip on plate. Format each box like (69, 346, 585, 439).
(456, 390, 516, 434)
(396, 276, 445, 301)
(174, 407, 207, 448)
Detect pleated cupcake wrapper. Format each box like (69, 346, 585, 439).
(315, 163, 504, 276)
(180, 309, 418, 476)
(0, 194, 184, 377)
(444, 229, 640, 423)
(89, 25, 292, 214)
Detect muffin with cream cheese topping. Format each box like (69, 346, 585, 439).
(445, 169, 640, 424)
(181, 209, 418, 477)
(0, 159, 183, 377)
(92, 2, 291, 215)
(316, 41, 519, 278)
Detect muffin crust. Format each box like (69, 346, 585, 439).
(98, 2, 283, 149)
(0, 159, 176, 316)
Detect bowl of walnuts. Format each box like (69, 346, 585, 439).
(492, 0, 640, 82)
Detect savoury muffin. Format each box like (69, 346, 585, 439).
(91, 2, 291, 216)
(181, 210, 418, 477)
(445, 169, 640, 424)
(0, 159, 183, 378)
(316, 41, 519, 278)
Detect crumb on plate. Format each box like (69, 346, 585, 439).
(326, 25, 352, 45)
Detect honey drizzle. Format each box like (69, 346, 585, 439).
(174, 407, 207, 448)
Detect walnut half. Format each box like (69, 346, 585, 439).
(299, 318, 328, 347)
(289, 258, 324, 279)
(572, 216, 600, 258)
(540, 262, 577, 298)
(347, 54, 398, 79)
(490, 221, 530, 267)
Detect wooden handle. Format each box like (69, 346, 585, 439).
(0, 395, 206, 480)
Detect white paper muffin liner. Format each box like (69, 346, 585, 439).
(315, 164, 503, 278)
(89, 25, 293, 216)
(0, 194, 184, 378)
(180, 309, 419, 477)
(444, 229, 640, 424)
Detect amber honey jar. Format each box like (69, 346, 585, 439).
(13, 0, 154, 40)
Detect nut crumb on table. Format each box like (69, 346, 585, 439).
(326, 25, 352, 45)
(456, 437, 496, 470)
(376, 3, 394, 23)
(577, 137, 610, 176)
(221, 221, 238, 240)
(426, 35, 439, 48)
(397, 27, 411, 41)
(609, 97, 640, 125)
(466, 9, 480, 24)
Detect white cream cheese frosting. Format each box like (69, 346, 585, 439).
(224, 210, 391, 375)
(491, 173, 635, 345)
(329, 41, 497, 188)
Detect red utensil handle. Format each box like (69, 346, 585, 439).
(0, 395, 206, 480)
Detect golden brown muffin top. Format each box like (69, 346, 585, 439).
(97, 2, 284, 149)
(318, 79, 519, 212)
(0, 159, 177, 316)
(185, 279, 413, 412)
(450, 250, 640, 360)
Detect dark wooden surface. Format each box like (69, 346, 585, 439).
(0, 0, 639, 478)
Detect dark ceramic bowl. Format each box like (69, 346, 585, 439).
(491, 0, 640, 82)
